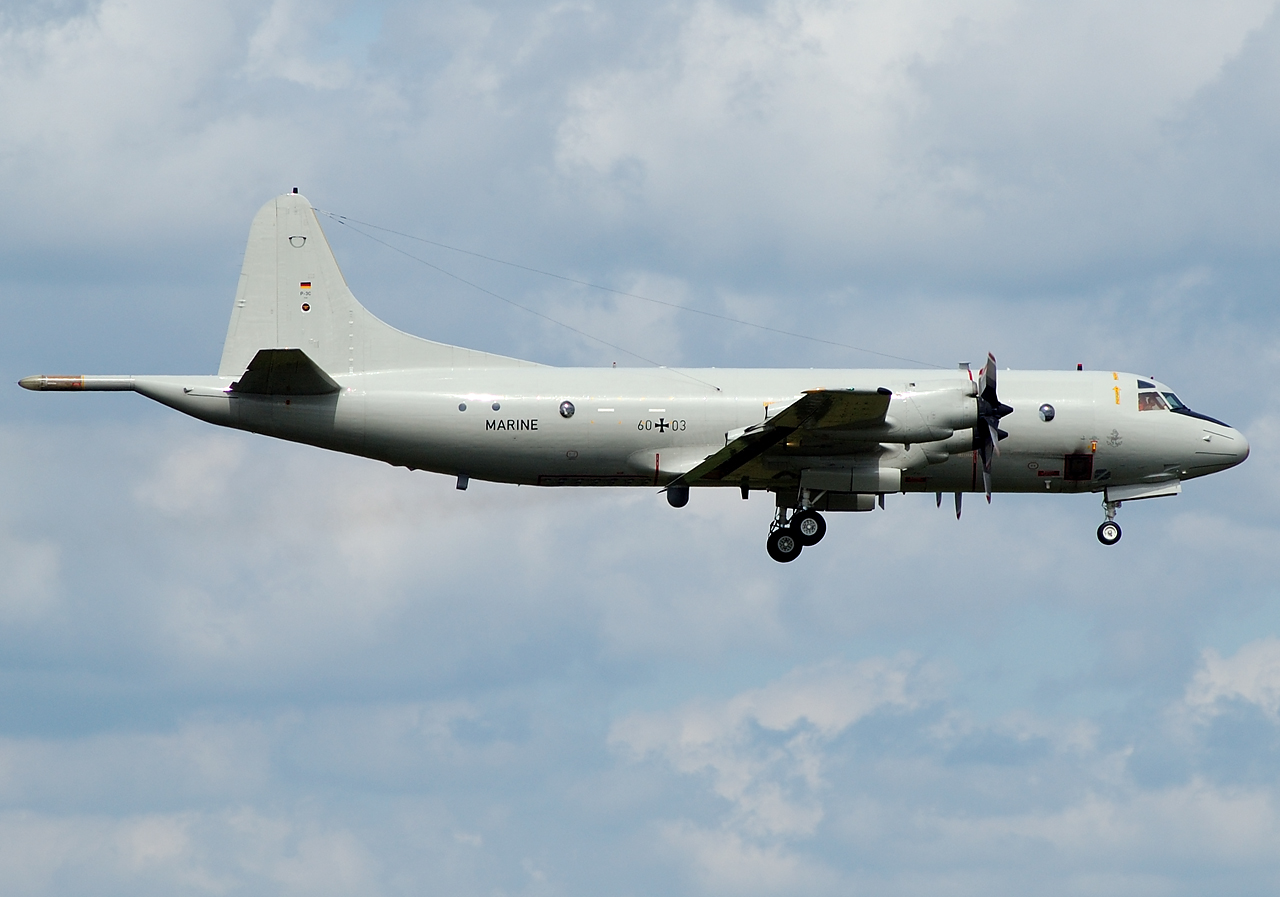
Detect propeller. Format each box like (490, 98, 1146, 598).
(975, 352, 1014, 501)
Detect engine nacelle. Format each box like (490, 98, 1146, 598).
(875, 388, 977, 444)
(909, 387, 978, 432)
(917, 427, 977, 463)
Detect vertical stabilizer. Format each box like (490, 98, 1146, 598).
(218, 192, 537, 377)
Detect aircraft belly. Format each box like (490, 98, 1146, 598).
(235, 393, 365, 453)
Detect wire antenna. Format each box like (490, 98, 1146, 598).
(315, 209, 942, 369)
(323, 213, 724, 393)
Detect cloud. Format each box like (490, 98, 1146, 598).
(612, 655, 937, 839)
(0, 808, 383, 897)
(1184, 637, 1280, 722)
(605, 649, 1280, 895)
(2, 2, 1280, 894)
(553, 0, 1279, 284)
(0, 531, 59, 624)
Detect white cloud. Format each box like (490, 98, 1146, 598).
(244, 0, 358, 89)
(612, 655, 935, 839)
(132, 435, 246, 515)
(919, 779, 1280, 873)
(554, 0, 1279, 281)
(0, 808, 383, 897)
(1184, 637, 1280, 721)
(658, 821, 834, 896)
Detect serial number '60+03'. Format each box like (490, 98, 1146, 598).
(638, 418, 686, 432)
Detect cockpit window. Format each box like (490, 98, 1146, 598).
(1137, 379, 1156, 388)
(1135, 387, 1231, 427)
(1138, 390, 1168, 411)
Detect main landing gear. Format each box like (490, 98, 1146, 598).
(766, 502, 828, 563)
(1097, 498, 1122, 545)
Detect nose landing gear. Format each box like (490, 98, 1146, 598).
(1097, 499, 1122, 545)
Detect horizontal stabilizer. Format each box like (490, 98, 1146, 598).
(231, 349, 341, 396)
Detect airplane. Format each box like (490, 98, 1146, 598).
(19, 191, 1250, 562)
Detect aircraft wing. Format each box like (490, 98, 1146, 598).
(681, 387, 892, 484)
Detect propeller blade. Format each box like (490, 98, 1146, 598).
(973, 352, 1015, 501)
(936, 491, 942, 508)
(978, 352, 997, 404)
(954, 492, 962, 519)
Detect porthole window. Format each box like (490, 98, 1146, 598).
(492, 402, 501, 411)
(560, 400, 575, 419)
(458, 403, 467, 412)
(1039, 403, 1055, 422)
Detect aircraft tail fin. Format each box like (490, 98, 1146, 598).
(218, 192, 537, 377)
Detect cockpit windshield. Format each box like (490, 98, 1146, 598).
(1135, 382, 1229, 426)
(1138, 390, 1168, 411)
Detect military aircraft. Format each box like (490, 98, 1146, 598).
(19, 192, 1249, 561)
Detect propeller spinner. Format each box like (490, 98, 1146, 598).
(975, 352, 1014, 501)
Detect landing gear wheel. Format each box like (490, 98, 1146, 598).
(791, 509, 827, 546)
(767, 528, 803, 563)
(1097, 521, 1122, 545)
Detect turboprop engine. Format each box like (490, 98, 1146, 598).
(876, 384, 978, 445)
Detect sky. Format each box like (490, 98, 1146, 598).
(2, 1, 1280, 894)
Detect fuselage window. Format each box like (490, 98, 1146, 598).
(1138, 390, 1168, 411)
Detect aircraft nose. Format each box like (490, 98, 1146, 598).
(1232, 428, 1250, 465)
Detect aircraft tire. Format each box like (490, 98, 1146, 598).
(791, 509, 827, 546)
(767, 528, 803, 563)
(1097, 521, 1122, 545)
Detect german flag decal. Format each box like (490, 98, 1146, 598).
(300, 281, 312, 289)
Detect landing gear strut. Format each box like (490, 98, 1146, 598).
(1097, 499, 1122, 545)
